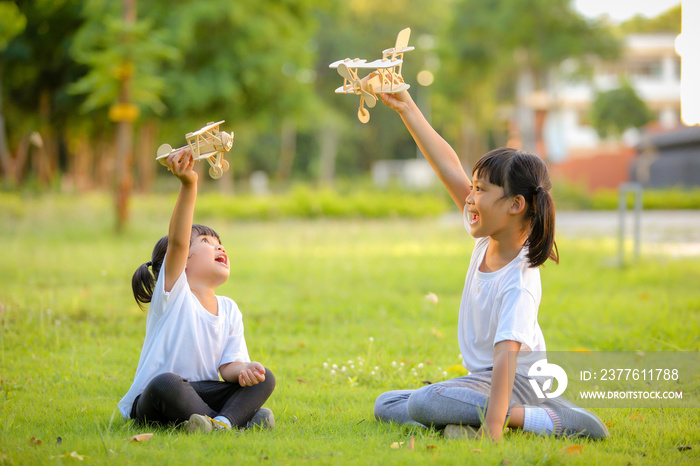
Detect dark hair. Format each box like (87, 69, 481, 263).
(131, 224, 221, 309)
(472, 148, 559, 268)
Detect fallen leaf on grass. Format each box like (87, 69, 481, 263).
(472, 449, 483, 453)
(51, 451, 85, 461)
(29, 437, 41, 446)
(409, 436, 414, 451)
(677, 445, 692, 452)
(426, 445, 437, 450)
(390, 441, 404, 449)
(604, 422, 614, 428)
(562, 445, 584, 455)
(125, 433, 153, 442)
(296, 377, 307, 384)
(629, 414, 644, 422)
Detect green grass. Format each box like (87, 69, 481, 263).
(1, 193, 699, 464)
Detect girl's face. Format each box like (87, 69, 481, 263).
(186, 234, 230, 286)
(464, 174, 513, 238)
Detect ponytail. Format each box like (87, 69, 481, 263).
(528, 186, 559, 267)
(132, 235, 168, 309)
(472, 148, 559, 268)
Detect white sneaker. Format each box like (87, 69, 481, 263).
(183, 414, 214, 434)
(543, 406, 609, 440)
(245, 408, 275, 429)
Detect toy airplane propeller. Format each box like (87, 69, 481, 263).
(156, 120, 234, 179)
(329, 28, 414, 123)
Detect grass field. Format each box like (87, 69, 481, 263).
(1, 193, 699, 464)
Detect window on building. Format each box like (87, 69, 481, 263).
(627, 59, 663, 79)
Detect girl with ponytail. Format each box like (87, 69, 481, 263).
(119, 148, 275, 434)
(372, 90, 607, 441)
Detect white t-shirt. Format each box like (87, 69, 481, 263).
(459, 226, 546, 377)
(118, 267, 250, 418)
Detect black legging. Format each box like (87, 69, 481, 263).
(131, 369, 275, 428)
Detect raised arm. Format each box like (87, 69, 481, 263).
(378, 90, 471, 211)
(163, 148, 198, 292)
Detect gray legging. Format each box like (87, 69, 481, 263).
(131, 370, 275, 428)
(374, 370, 574, 429)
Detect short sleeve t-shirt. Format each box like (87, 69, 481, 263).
(118, 267, 249, 418)
(459, 227, 546, 377)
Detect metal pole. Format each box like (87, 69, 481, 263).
(618, 182, 643, 265)
(634, 183, 642, 260)
(618, 184, 626, 265)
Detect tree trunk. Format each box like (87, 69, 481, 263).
(38, 90, 57, 187)
(114, 119, 133, 232)
(318, 124, 339, 187)
(0, 61, 13, 186)
(113, 0, 137, 233)
(276, 117, 296, 181)
(135, 120, 157, 193)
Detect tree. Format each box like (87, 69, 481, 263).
(70, 0, 178, 231)
(0, 1, 26, 185)
(1, 0, 86, 187)
(620, 5, 681, 34)
(435, 0, 621, 163)
(589, 81, 654, 139)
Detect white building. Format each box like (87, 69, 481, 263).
(533, 34, 681, 162)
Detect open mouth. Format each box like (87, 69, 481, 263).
(469, 212, 480, 225)
(215, 254, 229, 266)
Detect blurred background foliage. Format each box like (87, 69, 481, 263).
(0, 0, 686, 224)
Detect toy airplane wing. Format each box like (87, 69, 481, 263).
(364, 58, 403, 69)
(193, 150, 220, 161)
(186, 120, 225, 138)
(382, 27, 415, 55)
(329, 58, 368, 69)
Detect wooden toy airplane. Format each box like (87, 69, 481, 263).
(156, 120, 234, 179)
(329, 27, 414, 123)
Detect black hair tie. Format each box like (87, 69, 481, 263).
(146, 261, 153, 267)
(536, 186, 544, 194)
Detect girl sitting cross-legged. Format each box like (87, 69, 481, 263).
(372, 88, 608, 442)
(118, 147, 275, 433)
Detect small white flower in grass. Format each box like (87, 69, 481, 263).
(332, 364, 338, 369)
(442, 371, 447, 377)
(350, 365, 355, 370)
(370, 371, 376, 376)
(331, 370, 336, 376)
(348, 360, 353, 365)
(369, 337, 374, 342)
(341, 366, 347, 372)
(358, 361, 364, 366)
(374, 366, 379, 371)
(400, 362, 404, 367)
(323, 362, 328, 369)
(417, 363, 424, 369)
(391, 361, 397, 368)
